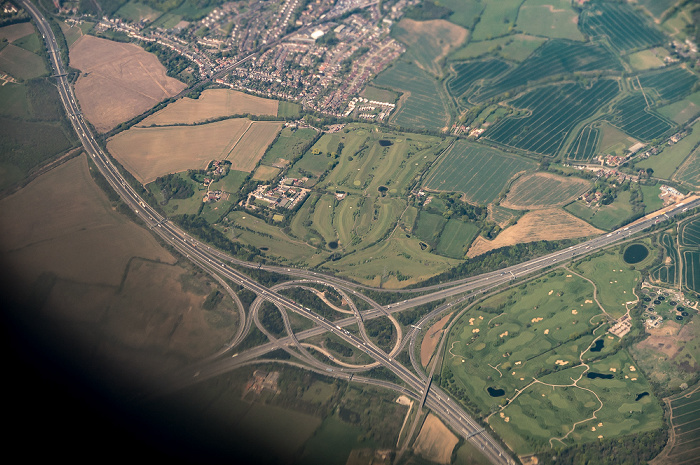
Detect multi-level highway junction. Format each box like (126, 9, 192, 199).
(21, 2, 700, 463)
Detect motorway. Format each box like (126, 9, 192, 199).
(21, 2, 700, 464)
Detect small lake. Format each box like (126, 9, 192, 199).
(487, 387, 505, 397)
(378, 139, 393, 146)
(635, 392, 649, 401)
(587, 372, 614, 380)
(623, 244, 649, 264)
(590, 340, 605, 352)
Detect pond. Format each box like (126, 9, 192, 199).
(587, 372, 614, 380)
(623, 244, 649, 264)
(378, 139, 393, 146)
(635, 392, 649, 401)
(590, 340, 605, 352)
(328, 241, 338, 249)
(487, 387, 505, 397)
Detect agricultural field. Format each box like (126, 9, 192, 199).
(484, 79, 621, 157)
(360, 85, 398, 103)
(502, 173, 591, 210)
(660, 1, 695, 40)
(138, 89, 279, 126)
(115, 1, 161, 22)
(516, 0, 585, 41)
(59, 20, 94, 47)
(372, 60, 451, 132)
(565, 190, 635, 231)
(435, 219, 480, 259)
(472, 40, 623, 103)
(442, 271, 661, 454)
(447, 59, 511, 102)
(413, 414, 459, 465)
(641, 184, 664, 214)
(636, 0, 679, 20)
(70, 34, 186, 132)
(580, 2, 666, 54)
(435, 0, 484, 29)
(0, 155, 240, 378)
(392, 18, 468, 77)
(422, 141, 536, 205)
(0, 22, 35, 42)
(674, 146, 700, 189)
(627, 48, 669, 71)
(260, 127, 318, 167)
(649, 233, 679, 286)
(449, 34, 546, 63)
(0, 43, 46, 80)
(466, 208, 602, 258)
(277, 101, 301, 118)
(658, 91, 700, 125)
(681, 218, 700, 247)
(604, 94, 674, 142)
(654, 386, 700, 465)
(566, 125, 601, 161)
(638, 67, 699, 103)
(107, 118, 280, 183)
(470, 0, 522, 41)
(640, 119, 700, 180)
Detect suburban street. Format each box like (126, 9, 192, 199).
(20, 1, 700, 464)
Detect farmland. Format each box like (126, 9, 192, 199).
(138, 89, 278, 126)
(566, 125, 600, 161)
(658, 91, 700, 125)
(447, 59, 511, 102)
(565, 190, 635, 231)
(115, 0, 161, 22)
(392, 18, 468, 77)
(449, 34, 546, 63)
(470, 0, 522, 41)
(657, 386, 700, 465)
(107, 118, 281, 183)
(484, 79, 621, 157)
(638, 67, 699, 102)
(640, 119, 700, 180)
(372, 60, 451, 132)
(422, 141, 536, 205)
(580, 2, 666, 54)
(502, 173, 591, 210)
(0, 43, 46, 80)
(466, 209, 602, 258)
(70, 35, 186, 132)
(674, 146, 700, 189)
(472, 40, 623, 103)
(442, 270, 661, 454)
(516, 0, 585, 41)
(604, 94, 674, 142)
(627, 48, 668, 71)
(680, 218, 700, 247)
(260, 127, 318, 167)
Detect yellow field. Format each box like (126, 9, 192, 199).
(502, 172, 591, 210)
(138, 88, 279, 126)
(108, 118, 280, 183)
(413, 413, 459, 465)
(467, 208, 603, 257)
(252, 165, 280, 181)
(70, 35, 186, 132)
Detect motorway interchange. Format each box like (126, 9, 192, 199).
(21, 2, 700, 463)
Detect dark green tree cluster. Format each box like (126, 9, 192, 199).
(364, 318, 395, 352)
(403, 0, 452, 20)
(324, 337, 353, 357)
(154, 174, 194, 202)
(259, 301, 285, 338)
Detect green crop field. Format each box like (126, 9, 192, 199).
(436, 219, 479, 259)
(436, 0, 484, 29)
(684, 251, 700, 292)
(503, 173, 591, 209)
(373, 60, 451, 131)
(471, 0, 523, 41)
(422, 140, 536, 205)
(637, 0, 678, 19)
(360, 85, 398, 103)
(260, 127, 317, 166)
(484, 80, 620, 156)
(442, 270, 661, 454)
(414, 211, 447, 247)
(640, 184, 664, 213)
(447, 59, 511, 101)
(116, 1, 160, 21)
(664, 388, 700, 464)
(566, 125, 601, 161)
(580, 2, 666, 54)
(638, 67, 699, 103)
(650, 233, 679, 286)
(605, 94, 674, 142)
(516, 0, 585, 41)
(680, 218, 700, 247)
(0, 44, 47, 80)
(472, 40, 623, 103)
(658, 91, 700, 125)
(565, 190, 635, 231)
(674, 146, 700, 189)
(277, 101, 301, 118)
(449, 34, 546, 63)
(639, 119, 700, 180)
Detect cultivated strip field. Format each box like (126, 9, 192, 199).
(580, 2, 666, 53)
(655, 386, 700, 465)
(472, 40, 623, 103)
(566, 125, 601, 161)
(422, 141, 536, 205)
(638, 67, 699, 102)
(605, 94, 674, 142)
(484, 79, 620, 156)
(107, 118, 281, 183)
(501, 173, 591, 210)
(466, 208, 602, 258)
(138, 88, 279, 126)
(373, 60, 451, 131)
(674, 146, 700, 189)
(447, 59, 511, 101)
(70, 35, 186, 132)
